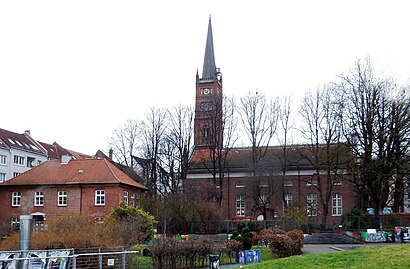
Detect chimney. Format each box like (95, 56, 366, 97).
(61, 155, 72, 164)
(24, 130, 31, 136)
(109, 148, 113, 160)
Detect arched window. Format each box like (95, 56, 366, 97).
(332, 193, 343, 216)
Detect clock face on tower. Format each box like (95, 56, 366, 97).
(201, 88, 212, 95)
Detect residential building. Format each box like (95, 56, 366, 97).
(0, 128, 90, 183)
(0, 158, 148, 229)
(0, 129, 48, 182)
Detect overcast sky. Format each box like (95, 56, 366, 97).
(1, 1, 410, 155)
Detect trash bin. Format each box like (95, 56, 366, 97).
(209, 255, 220, 269)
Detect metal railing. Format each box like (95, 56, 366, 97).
(0, 249, 140, 269)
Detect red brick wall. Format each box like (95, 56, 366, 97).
(0, 185, 145, 223)
(185, 171, 355, 226)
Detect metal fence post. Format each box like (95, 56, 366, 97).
(122, 247, 126, 269)
(72, 255, 77, 269)
(99, 248, 102, 269)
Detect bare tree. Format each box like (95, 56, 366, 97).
(299, 84, 347, 228)
(239, 91, 280, 168)
(107, 119, 139, 167)
(339, 58, 410, 228)
(138, 107, 168, 196)
(239, 90, 281, 219)
(160, 105, 194, 194)
(200, 95, 238, 207)
(277, 94, 295, 210)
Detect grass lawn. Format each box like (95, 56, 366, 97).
(233, 244, 410, 269)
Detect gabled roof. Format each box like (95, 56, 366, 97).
(0, 128, 46, 155)
(0, 158, 148, 190)
(38, 141, 72, 160)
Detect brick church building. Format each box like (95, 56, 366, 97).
(184, 18, 355, 228)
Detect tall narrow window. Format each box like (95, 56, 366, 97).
(236, 195, 245, 216)
(58, 191, 67, 206)
(95, 190, 105, 206)
(124, 191, 129, 206)
(332, 193, 343, 216)
(284, 193, 292, 208)
(34, 191, 44, 206)
(12, 192, 21, 206)
(203, 126, 210, 138)
(0, 173, 6, 182)
(307, 193, 318, 216)
(0, 155, 7, 165)
(136, 194, 141, 208)
(131, 193, 136, 207)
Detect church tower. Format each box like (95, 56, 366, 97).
(194, 16, 223, 149)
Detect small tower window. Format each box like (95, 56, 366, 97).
(203, 127, 210, 138)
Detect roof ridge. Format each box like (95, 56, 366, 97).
(103, 158, 121, 183)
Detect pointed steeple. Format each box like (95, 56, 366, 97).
(202, 15, 216, 80)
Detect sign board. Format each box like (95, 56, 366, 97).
(107, 258, 115, 266)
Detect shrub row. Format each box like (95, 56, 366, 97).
(149, 238, 213, 269)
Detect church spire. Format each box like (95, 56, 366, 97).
(202, 15, 216, 80)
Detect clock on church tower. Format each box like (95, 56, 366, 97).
(194, 17, 223, 149)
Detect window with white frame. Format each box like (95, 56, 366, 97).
(123, 191, 129, 206)
(34, 191, 44, 206)
(236, 195, 245, 216)
(13, 172, 20, 177)
(11, 217, 20, 231)
(12, 192, 21, 206)
(13, 155, 25, 166)
(131, 193, 136, 207)
(0, 155, 7, 165)
(332, 193, 343, 216)
(284, 193, 292, 208)
(236, 181, 245, 188)
(259, 195, 270, 207)
(307, 178, 318, 186)
(307, 193, 318, 216)
(284, 178, 292, 187)
(58, 191, 67, 206)
(0, 173, 6, 182)
(95, 190, 105, 205)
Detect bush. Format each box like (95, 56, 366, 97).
(266, 229, 304, 258)
(149, 238, 212, 269)
(0, 214, 119, 250)
(105, 203, 157, 245)
(230, 227, 254, 250)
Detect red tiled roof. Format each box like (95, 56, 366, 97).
(0, 128, 46, 155)
(0, 158, 148, 190)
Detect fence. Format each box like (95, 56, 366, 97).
(0, 248, 140, 269)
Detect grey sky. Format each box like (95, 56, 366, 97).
(1, 1, 409, 154)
